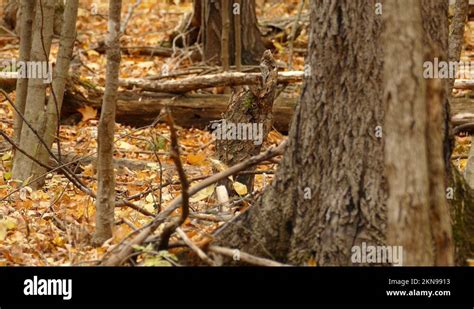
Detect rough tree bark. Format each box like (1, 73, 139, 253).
(233, 0, 242, 71)
(220, 0, 230, 72)
(12, 0, 55, 187)
(214, 1, 386, 265)
(12, 0, 34, 144)
(422, 0, 455, 266)
(383, 0, 453, 266)
(92, 0, 122, 246)
(449, 0, 469, 88)
(445, 0, 474, 265)
(199, 0, 266, 65)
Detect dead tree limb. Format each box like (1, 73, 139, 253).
(177, 227, 216, 266)
(100, 140, 287, 266)
(120, 0, 142, 33)
(156, 110, 190, 250)
(208, 245, 289, 266)
(118, 71, 304, 93)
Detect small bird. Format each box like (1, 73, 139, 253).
(260, 50, 277, 86)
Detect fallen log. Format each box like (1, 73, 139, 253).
(451, 97, 474, 126)
(454, 80, 474, 90)
(119, 71, 304, 94)
(63, 87, 297, 132)
(3, 72, 472, 132)
(2, 72, 299, 132)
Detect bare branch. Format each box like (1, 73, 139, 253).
(100, 140, 287, 266)
(157, 109, 190, 250)
(176, 227, 216, 266)
(208, 245, 290, 267)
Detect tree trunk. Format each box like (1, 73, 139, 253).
(92, 0, 122, 246)
(233, 0, 242, 71)
(220, 0, 230, 71)
(39, 0, 79, 178)
(12, 0, 34, 144)
(12, 0, 55, 187)
(450, 164, 474, 264)
(422, 0, 455, 266)
(383, 0, 453, 266)
(449, 0, 469, 90)
(214, 1, 386, 265)
(200, 0, 266, 65)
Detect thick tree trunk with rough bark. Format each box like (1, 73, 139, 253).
(92, 0, 122, 246)
(214, 1, 386, 265)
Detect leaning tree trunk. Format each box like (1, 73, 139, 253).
(214, 1, 386, 265)
(199, 0, 266, 65)
(12, 0, 55, 187)
(92, 0, 122, 246)
(383, 0, 453, 266)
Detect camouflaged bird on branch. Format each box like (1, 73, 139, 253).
(214, 50, 279, 195)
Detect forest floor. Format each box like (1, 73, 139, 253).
(0, 0, 306, 265)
